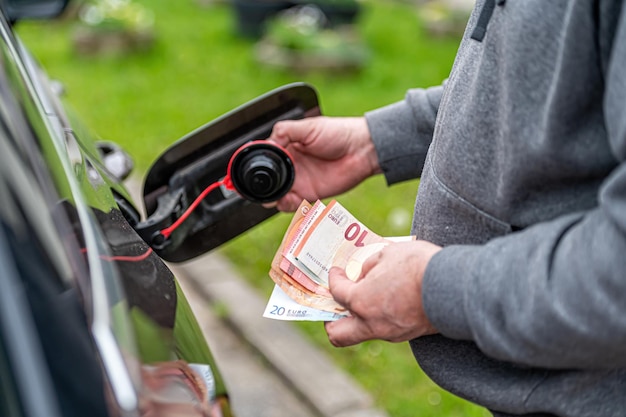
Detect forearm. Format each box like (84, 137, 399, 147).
(423, 191, 626, 369)
(365, 85, 443, 185)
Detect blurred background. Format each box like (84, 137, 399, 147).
(15, 1, 488, 416)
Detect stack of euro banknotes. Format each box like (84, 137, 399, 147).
(263, 199, 411, 321)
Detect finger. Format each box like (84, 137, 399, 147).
(269, 120, 306, 146)
(271, 118, 322, 146)
(328, 267, 355, 309)
(325, 316, 371, 347)
(262, 195, 295, 212)
(267, 121, 290, 145)
(356, 249, 383, 281)
(275, 192, 303, 212)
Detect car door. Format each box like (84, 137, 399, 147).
(0, 3, 232, 416)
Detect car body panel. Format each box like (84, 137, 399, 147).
(0, 3, 232, 416)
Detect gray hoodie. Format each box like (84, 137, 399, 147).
(365, 0, 626, 416)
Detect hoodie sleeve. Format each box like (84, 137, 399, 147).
(422, 12, 626, 369)
(364, 85, 443, 185)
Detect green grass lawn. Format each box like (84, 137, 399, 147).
(16, 1, 488, 415)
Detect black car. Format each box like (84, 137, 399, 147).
(0, 1, 320, 416)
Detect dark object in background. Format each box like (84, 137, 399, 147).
(231, 0, 361, 38)
(312, 0, 361, 27)
(232, 0, 292, 38)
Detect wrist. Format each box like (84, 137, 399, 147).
(365, 137, 383, 177)
(422, 245, 475, 340)
(416, 243, 442, 336)
(349, 117, 382, 177)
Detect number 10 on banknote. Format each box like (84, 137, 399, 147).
(264, 199, 409, 321)
(293, 200, 390, 286)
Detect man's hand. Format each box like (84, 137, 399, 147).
(268, 116, 381, 212)
(324, 240, 441, 347)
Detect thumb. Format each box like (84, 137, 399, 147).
(269, 118, 318, 147)
(325, 268, 370, 347)
(275, 192, 304, 213)
(328, 267, 355, 310)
